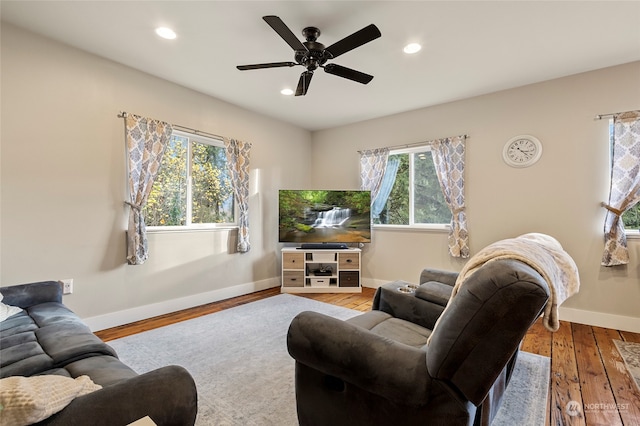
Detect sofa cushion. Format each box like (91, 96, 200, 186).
(346, 310, 391, 329)
(1, 312, 55, 378)
(0, 303, 116, 379)
(1, 344, 54, 378)
(0, 292, 23, 322)
(36, 322, 116, 366)
(347, 311, 431, 348)
(0, 311, 38, 336)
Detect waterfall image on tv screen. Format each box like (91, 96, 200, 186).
(279, 190, 371, 244)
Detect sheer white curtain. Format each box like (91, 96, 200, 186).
(601, 110, 640, 266)
(360, 148, 394, 222)
(224, 138, 252, 253)
(125, 114, 173, 265)
(431, 135, 469, 258)
(370, 156, 400, 222)
(359, 148, 389, 199)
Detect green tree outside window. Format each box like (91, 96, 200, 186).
(144, 132, 234, 227)
(377, 149, 450, 226)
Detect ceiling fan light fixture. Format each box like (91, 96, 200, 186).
(403, 43, 421, 54)
(280, 88, 294, 96)
(155, 27, 177, 40)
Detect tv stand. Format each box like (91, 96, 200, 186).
(299, 243, 348, 250)
(281, 247, 361, 294)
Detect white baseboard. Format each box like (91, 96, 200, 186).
(362, 278, 396, 289)
(558, 306, 640, 333)
(84, 278, 280, 332)
(84, 276, 640, 334)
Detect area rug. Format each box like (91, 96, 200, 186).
(108, 294, 550, 426)
(614, 340, 640, 392)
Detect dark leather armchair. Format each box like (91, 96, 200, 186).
(286, 259, 550, 426)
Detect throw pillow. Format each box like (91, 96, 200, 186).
(0, 292, 22, 322)
(0, 375, 102, 426)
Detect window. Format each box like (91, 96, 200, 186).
(144, 130, 235, 228)
(623, 206, 640, 231)
(375, 146, 451, 226)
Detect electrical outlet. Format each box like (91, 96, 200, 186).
(60, 279, 73, 294)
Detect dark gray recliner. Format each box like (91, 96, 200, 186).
(286, 259, 550, 426)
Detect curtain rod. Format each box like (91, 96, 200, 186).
(593, 110, 637, 120)
(595, 113, 616, 120)
(358, 134, 469, 154)
(118, 111, 225, 140)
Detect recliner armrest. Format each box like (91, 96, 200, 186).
(419, 268, 458, 286)
(37, 365, 198, 426)
(372, 281, 446, 330)
(287, 310, 430, 407)
(415, 281, 453, 307)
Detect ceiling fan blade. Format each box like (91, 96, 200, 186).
(237, 62, 297, 71)
(324, 24, 381, 59)
(295, 71, 314, 96)
(263, 15, 308, 52)
(323, 63, 374, 84)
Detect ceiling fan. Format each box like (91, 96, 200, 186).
(237, 15, 381, 96)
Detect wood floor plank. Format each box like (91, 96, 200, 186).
(551, 320, 585, 425)
(572, 323, 623, 426)
(619, 330, 640, 344)
(522, 317, 553, 357)
(95, 287, 280, 341)
(593, 327, 640, 426)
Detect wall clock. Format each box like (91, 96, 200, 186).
(502, 135, 542, 168)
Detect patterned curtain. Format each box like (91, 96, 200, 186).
(431, 135, 469, 258)
(224, 138, 252, 253)
(370, 156, 400, 221)
(360, 148, 390, 199)
(601, 110, 640, 266)
(125, 114, 173, 265)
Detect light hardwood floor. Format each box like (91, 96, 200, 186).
(95, 287, 640, 426)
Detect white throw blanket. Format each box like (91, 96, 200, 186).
(429, 233, 579, 343)
(456, 233, 579, 331)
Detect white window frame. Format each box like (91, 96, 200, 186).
(373, 145, 450, 232)
(146, 130, 237, 233)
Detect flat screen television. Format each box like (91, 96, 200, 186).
(279, 189, 371, 245)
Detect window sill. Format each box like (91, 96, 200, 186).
(625, 231, 640, 240)
(373, 224, 449, 233)
(146, 225, 238, 234)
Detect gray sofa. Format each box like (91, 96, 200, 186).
(0, 281, 198, 426)
(287, 259, 550, 426)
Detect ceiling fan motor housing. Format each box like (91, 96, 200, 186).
(296, 27, 329, 71)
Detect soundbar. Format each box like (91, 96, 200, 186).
(299, 243, 348, 250)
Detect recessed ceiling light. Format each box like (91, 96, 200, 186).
(403, 43, 421, 54)
(280, 88, 294, 96)
(155, 27, 177, 40)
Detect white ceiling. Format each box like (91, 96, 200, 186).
(2, 1, 639, 131)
